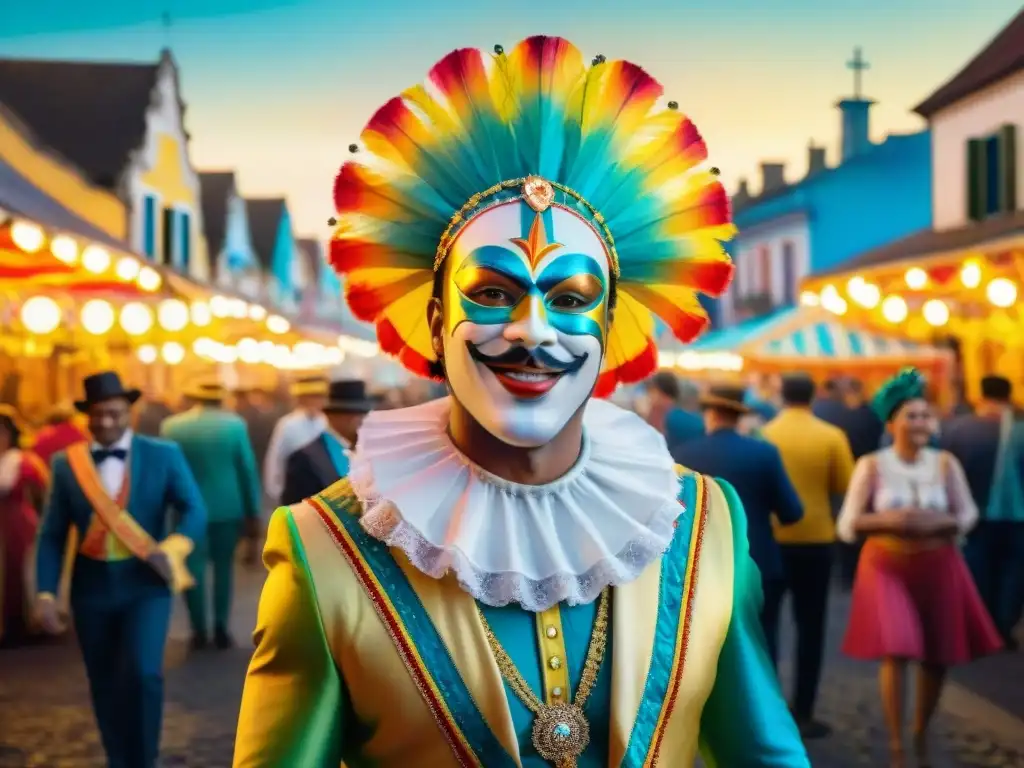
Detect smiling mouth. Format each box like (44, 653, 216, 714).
(467, 343, 586, 400)
(488, 365, 563, 398)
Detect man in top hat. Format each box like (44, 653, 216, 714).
(34, 371, 206, 768)
(281, 379, 376, 506)
(671, 384, 804, 656)
(161, 381, 262, 650)
(262, 375, 329, 507)
(942, 374, 1024, 649)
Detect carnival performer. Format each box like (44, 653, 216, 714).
(0, 405, 48, 645)
(34, 371, 207, 768)
(837, 368, 1002, 768)
(234, 36, 809, 768)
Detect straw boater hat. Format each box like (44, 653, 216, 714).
(290, 376, 329, 398)
(698, 384, 751, 414)
(184, 381, 227, 402)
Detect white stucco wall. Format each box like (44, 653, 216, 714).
(723, 213, 810, 325)
(930, 69, 1024, 232)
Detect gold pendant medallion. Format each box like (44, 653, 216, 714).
(530, 703, 590, 767)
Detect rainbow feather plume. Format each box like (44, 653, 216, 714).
(331, 36, 736, 392)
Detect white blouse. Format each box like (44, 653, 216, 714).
(836, 447, 978, 544)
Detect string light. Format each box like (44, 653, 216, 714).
(904, 268, 928, 290)
(922, 299, 949, 326)
(881, 295, 908, 323)
(986, 278, 1017, 308)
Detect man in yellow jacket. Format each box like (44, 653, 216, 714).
(762, 373, 855, 739)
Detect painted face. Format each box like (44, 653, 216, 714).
(441, 201, 611, 447)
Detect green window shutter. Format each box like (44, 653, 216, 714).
(967, 138, 987, 221)
(998, 124, 1017, 213)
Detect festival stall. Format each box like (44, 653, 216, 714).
(658, 306, 952, 400)
(0, 206, 383, 416)
(799, 220, 1024, 402)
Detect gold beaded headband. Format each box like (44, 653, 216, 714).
(432, 175, 621, 278)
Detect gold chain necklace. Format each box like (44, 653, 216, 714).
(477, 588, 610, 768)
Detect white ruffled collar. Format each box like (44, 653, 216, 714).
(350, 396, 683, 611)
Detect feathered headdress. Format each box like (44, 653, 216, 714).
(330, 36, 735, 395)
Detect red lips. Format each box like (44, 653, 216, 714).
(490, 369, 561, 399)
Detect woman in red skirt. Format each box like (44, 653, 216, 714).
(836, 368, 1002, 768)
(0, 406, 49, 645)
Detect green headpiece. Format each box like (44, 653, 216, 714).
(872, 367, 926, 422)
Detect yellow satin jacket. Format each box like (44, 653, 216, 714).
(233, 470, 809, 767)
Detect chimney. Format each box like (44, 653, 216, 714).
(760, 162, 786, 193)
(837, 98, 874, 162)
(807, 143, 827, 176)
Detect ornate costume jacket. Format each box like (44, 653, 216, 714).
(234, 468, 809, 767)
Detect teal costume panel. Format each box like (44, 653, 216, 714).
(698, 478, 809, 767)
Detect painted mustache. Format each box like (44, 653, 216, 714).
(467, 342, 588, 375)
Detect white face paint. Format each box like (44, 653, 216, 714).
(441, 201, 611, 447)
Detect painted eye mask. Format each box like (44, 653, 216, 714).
(451, 241, 609, 344)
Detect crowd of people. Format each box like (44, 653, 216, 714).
(0, 372, 440, 649)
(639, 368, 1023, 767)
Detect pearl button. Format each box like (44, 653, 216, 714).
(548, 656, 561, 670)
(552, 686, 563, 697)
(546, 625, 558, 639)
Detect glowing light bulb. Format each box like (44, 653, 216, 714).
(157, 299, 189, 332)
(161, 341, 186, 365)
(137, 266, 162, 292)
(904, 268, 927, 290)
(881, 295, 908, 323)
(922, 299, 949, 326)
(50, 235, 78, 264)
(82, 245, 111, 274)
(799, 291, 820, 307)
(115, 257, 141, 281)
(11, 220, 45, 252)
(986, 278, 1018, 308)
(266, 315, 290, 334)
(81, 299, 115, 335)
(137, 345, 158, 364)
(960, 259, 982, 289)
(119, 302, 154, 336)
(20, 296, 61, 334)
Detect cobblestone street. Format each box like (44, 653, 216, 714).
(1, 566, 1022, 767)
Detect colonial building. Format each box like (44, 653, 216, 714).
(721, 49, 932, 325)
(245, 197, 300, 312)
(0, 50, 209, 280)
(198, 171, 262, 298)
(802, 8, 1024, 398)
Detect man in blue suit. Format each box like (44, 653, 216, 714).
(671, 383, 803, 659)
(34, 371, 207, 768)
(280, 379, 376, 506)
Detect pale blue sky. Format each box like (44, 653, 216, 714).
(2, 0, 1020, 237)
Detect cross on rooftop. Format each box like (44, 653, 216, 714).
(847, 47, 870, 99)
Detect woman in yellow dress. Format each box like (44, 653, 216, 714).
(234, 35, 811, 768)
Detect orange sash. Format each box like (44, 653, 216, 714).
(66, 443, 195, 594)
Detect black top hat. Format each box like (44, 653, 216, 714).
(75, 371, 142, 413)
(980, 375, 1012, 402)
(324, 379, 377, 413)
(698, 384, 750, 414)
